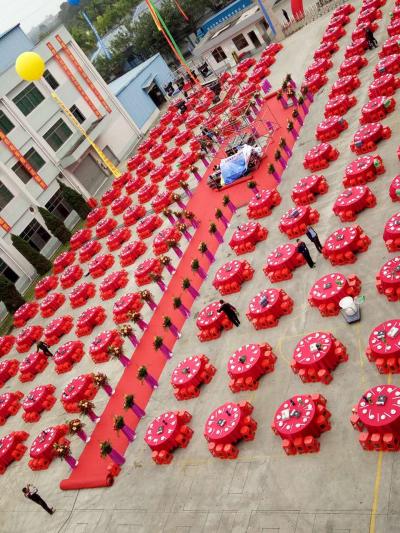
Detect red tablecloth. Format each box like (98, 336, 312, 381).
(165, 170, 189, 192)
(101, 187, 120, 207)
(151, 191, 173, 213)
(61, 374, 96, 410)
(357, 385, 400, 434)
(212, 259, 254, 294)
(247, 288, 293, 329)
(125, 174, 145, 195)
(309, 272, 350, 308)
(127, 153, 145, 171)
(170, 355, 212, 399)
(291, 174, 328, 205)
(95, 218, 117, 239)
(196, 301, 233, 342)
(149, 143, 167, 160)
(325, 94, 357, 117)
(273, 395, 318, 439)
(360, 96, 395, 124)
(88, 254, 114, 278)
(106, 227, 131, 252)
(113, 293, 143, 324)
(111, 195, 132, 216)
(351, 122, 391, 154)
(15, 325, 43, 353)
(53, 340, 84, 373)
(279, 205, 319, 238)
(150, 163, 171, 184)
(134, 257, 163, 286)
(343, 154, 385, 186)
(338, 55, 368, 77)
(0, 360, 19, 387)
(99, 270, 128, 300)
(380, 36, 400, 58)
(383, 212, 400, 251)
(89, 329, 122, 363)
(322, 24, 346, 43)
(144, 411, 181, 453)
(162, 147, 183, 165)
(314, 41, 339, 59)
(43, 316, 73, 345)
(0, 432, 28, 471)
(369, 73, 400, 98)
(329, 75, 360, 98)
(264, 243, 305, 282)
(316, 115, 348, 141)
(345, 38, 368, 58)
(39, 293, 65, 318)
(292, 332, 340, 375)
(79, 240, 102, 263)
(136, 214, 163, 239)
(69, 282, 95, 308)
(303, 73, 328, 94)
(374, 54, 400, 77)
(246, 189, 281, 218)
(229, 221, 267, 254)
(333, 185, 375, 221)
(204, 402, 244, 444)
(323, 225, 370, 264)
(306, 58, 333, 79)
(123, 204, 146, 226)
(227, 343, 275, 390)
(136, 160, 156, 179)
(0, 336, 14, 358)
(29, 425, 68, 468)
(60, 265, 83, 289)
(34, 275, 58, 299)
(303, 142, 339, 171)
(153, 226, 181, 255)
(53, 251, 75, 274)
(76, 306, 106, 337)
(14, 302, 39, 328)
(390, 175, 400, 202)
(119, 241, 147, 267)
(0, 391, 23, 421)
(357, 6, 381, 24)
(376, 257, 400, 301)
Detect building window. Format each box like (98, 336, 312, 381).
(43, 118, 73, 151)
(0, 259, 19, 283)
(12, 147, 46, 184)
(0, 182, 14, 210)
(45, 189, 72, 221)
(13, 83, 44, 116)
(0, 111, 14, 135)
(232, 33, 249, 50)
(20, 220, 51, 252)
(70, 105, 85, 124)
(44, 70, 59, 90)
(211, 46, 227, 63)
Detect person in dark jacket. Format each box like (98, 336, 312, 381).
(22, 484, 55, 514)
(365, 27, 378, 49)
(36, 341, 53, 357)
(306, 226, 323, 253)
(218, 300, 240, 326)
(296, 239, 315, 268)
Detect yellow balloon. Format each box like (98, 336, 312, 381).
(15, 52, 45, 81)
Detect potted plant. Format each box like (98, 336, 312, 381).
(163, 207, 175, 225)
(222, 195, 236, 214)
(163, 315, 181, 338)
(92, 372, 113, 396)
(113, 415, 136, 442)
(78, 400, 99, 423)
(140, 289, 157, 310)
(182, 277, 199, 298)
(119, 322, 139, 347)
(209, 222, 223, 243)
(137, 365, 158, 388)
(107, 345, 131, 367)
(160, 255, 175, 274)
(172, 192, 186, 210)
(150, 273, 167, 292)
(130, 312, 148, 331)
(191, 258, 207, 280)
(198, 241, 214, 263)
(247, 180, 259, 195)
(292, 108, 303, 126)
(298, 95, 308, 113)
(173, 296, 190, 318)
(53, 442, 77, 469)
(67, 418, 88, 442)
(268, 163, 280, 182)
(100, 440, 126, 465)
(180, 181, 192, 198)
(279, 137, 292, 157)
(177, 222, 191, 241)
(123, 394, 145, 418)
(287, 120, 298, 139)
(153, 335, 172, 359)
(274, 149, 286, 169)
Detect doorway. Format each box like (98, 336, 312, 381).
(147, 82, 166, 107)
(248, 30, 262, 48)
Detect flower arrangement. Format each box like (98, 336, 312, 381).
(183, 210, 195, 220)
(287, 120, 294, 131)
(298, 95, 304, 105)
(140, 290, 153, 302)
(107, 345, 123, 359)
(172, 193, 181, 202)
(292, 109, 299, 118)
(279, 137, 287, 148)
(123, 394, 135, 409)
(180, 181, 189, 190)
(137, 365, 148, 381)
(92, 372, 109, 387)
(209, 222, 217, 234)
(163, 208, 172, 217)
(129, 312, 142, 324)
(182, 278, 191, 290)
(199, 241, 208, 253)
(177, 222, 187, 232)
(268, 163, 276, 174)
(119, 323, 133, 336)
(67, 418, 84, 435)
(277, 89, 283, 100)
(222, 195, 230, 206)
(247, 180, 257, 189)
(191, 258, 200, 271)
(113, 415, 125, 432)
(160, 255, 171, 266)
(53, 442, 71, 459)
(78, 399, 95, 416)
(162, 316, 172, 328)
(274, 149, 282, 161)
(100, 440, 113, 458)
(173, 296, 182, 309)
(153, 336, 163, 350)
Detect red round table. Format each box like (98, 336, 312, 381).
(75, 306, 106, 337)
(14, 302, 39, 328)
(22, 384, 56, 422)
(279, 205, 319, 239)
(272, 394, 330, 454)
(196, 301, 233, 342)
(246, 288, 293, 329)
(264, 243, 305, 282)
(125, 174, 145, 194)
(374, 54, 400, 78)
(99, 270, 128, 300)
(0, 391, 23, 425)
(249, 66, 270, 83)
(390, 175, 400, 202)
(323, 225, 370, 264)
(0, 336, 14, 358)
(262, 42, 283, 55)
(237, 57, 256, 71)
(171, 355, 216, 400)
(365, 321, 400, 374)
(324, 94, 357, 117)
(345, 38, 368, 58)
(153, 226, 181, 255)
(89, 253, 115, 278)
(186, 113, 204, 128)
(328, 13, 350, 27)
(292, 332, 347, 383)
(69, 282, 95, 308)
(376, 257, 400, 303)
(343, 154, 385, 186)
(79, 239, 102, 263)
(165, 170, 189, 192)
(43, 315, 73, 346)
(0, 360, 19, 388)
(161, 125, 178, 143)
(106, 227, 131, 252)
(228, 343, 276, 392)
(314, 41, 339, 59)
(303, 142, 339, 171)
(383, 212, 400, 251)
(305, 58, 333, 79)
(151, 191, 173, 213)
(145, 411, 194, 464)
(61, 374, 97, 412)
(136, 214, 163, 239)
(111, 195, 132, 216)
(162, 147, 183, 165)
(322, 24, 346, 42)
(60, 265, 83, 289)
(352, 21, 378, 41)
(355, 385, 400, 450)
(333, 185, 376, 221)
(350, 122, 391, 154)
(303, 73, 328, 94)
(127, 153, 145, 171)
(369, 73, 400, 98)
(29, 425, 69, 470)
(150, 163, 171, 184)
(86, 207, 107, 228)
(34, 275, 58, 299)
(101, 187, 120, 207)
(138, 183, 159, 205)
(380, 36, 400, 58)
(53, 340, 84, 374)
(19, 350, 48, 382)
(39, 292, 65, 318)
(159, 110, 176, 127)
(119, 241, 147, 268)
(246, 189, 281, 218)
(149, 143, 167, 160)
(136, 159, 156, 179)
(15, 325, 43, 353)
(113, 172, 133, 191)
(357, 7, 382, 24)
(89, 329, 123, 364)
(53, 250, 75, 274)
(316, 115, 348, 141)
(177, 152, 199, 172)
(123, 204, 146, 226)
(113, 293, 143, 324)
(95, 217, 117, 239)
(360, 96, 395, 124)
(204, 401, 256, 458)
(329, 75, 360, 98)
(212, 259, 254, 295)
(229, 221, 268, 255)
(333, 3, 354, 16)
(338, 55, 368, 77)
(308, 272, 361, 316)
(138, 137, 156, 155)
(134, 258, 163, 286)
(175, 130, 192, 147)
(291, 174, 328, 206)
(172, 112, 187, 128)
(0, 431, 29, 473)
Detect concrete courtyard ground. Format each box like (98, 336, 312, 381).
(1, 1, 400, 531)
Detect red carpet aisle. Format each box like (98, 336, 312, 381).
(61, 93, 300, 489)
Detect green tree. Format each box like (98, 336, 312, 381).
(57, 180, 90, 220)
(38, 207, 72, 244)
(0, 275, 25, 314)
(11, 234, 52, 276)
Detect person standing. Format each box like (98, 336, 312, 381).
(296, 239, 315, 268)
(22, 484, 55, 514)
(282, 8, 290, 23)
(365, 27, 378, 49)
(306, 226, 323, 253)
(36, 341, 53, 357)
(218, 300, 240, 327)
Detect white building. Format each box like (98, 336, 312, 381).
(0, 24, 141, 295)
